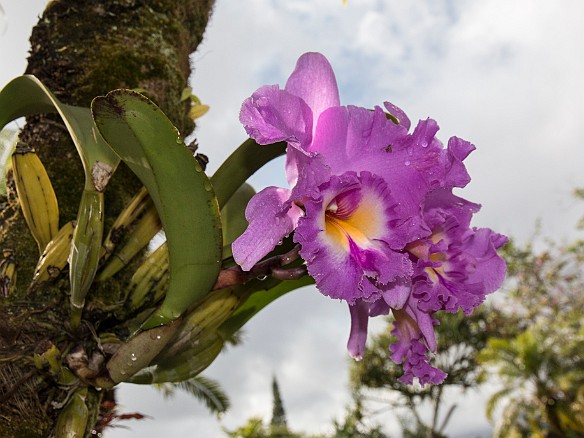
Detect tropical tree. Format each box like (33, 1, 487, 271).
(328, 395, 390, 438)
(224, 376, 302, 438)
(270, 376, 291, 437)
(479, 239, 584, 438)
(224, 377, 388, 438)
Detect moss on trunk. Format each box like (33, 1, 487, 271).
(0, 0, 214, 435)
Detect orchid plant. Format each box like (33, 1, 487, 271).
(0, 50, 506, 434)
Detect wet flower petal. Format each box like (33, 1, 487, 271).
(384, 101, 411, 130)
(408, 189, 508, 314)
(240, 85, 313, 151)
(295, 171, 412, 304)
(232, 186, 303, 271)
(235, 52, 506, 386)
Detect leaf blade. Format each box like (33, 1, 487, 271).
(91, 90, 223, 327)
(0, 75, 119, 190)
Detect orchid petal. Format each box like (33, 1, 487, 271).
(232, 186, 303, 271)
(295, 171, 412, 304)
(389, 307, 446, 385)
(381, 277, 411, 310)
(464, 228, 508, 293)
(347, 300, 370, 360)
(287, 147, 330, 201)
(240, 85, 313, 151)
(443, 136, 475, 188)
(285, 52, 340, 131)
(384, 101, 411, 130)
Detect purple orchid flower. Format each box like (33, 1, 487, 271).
(233, 52, 507, 385)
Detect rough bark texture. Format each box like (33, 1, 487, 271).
(0, 0, 214, 435)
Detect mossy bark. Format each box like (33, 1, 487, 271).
(0, 0, 214, 435)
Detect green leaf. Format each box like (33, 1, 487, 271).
(55, 388, 89, 438)
(0, 75, 119, 190)
(217, 276, 315, 340)
(130, 335, 224, 384)
(106, 319, 180, 383)
(69, 189, 105, 329)
(211, 138, 286, 208)
(91, 90, 222, 328)
(180, 86, 193, 102)
(220, 182, 256, 258)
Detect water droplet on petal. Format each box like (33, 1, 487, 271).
(130, 353, 137, 362)
(404, 160, 411, 166)
(256, 275, 267, 281)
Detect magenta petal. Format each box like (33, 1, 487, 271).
(407, 302, 438, 352)
(232, 186, 303, 271)
(310, 106, 407, 174)
(381, 278, 411, 309)
(384, 101, 411, 130)
(307, 106, 350, 160)
(463, 228, 508, 293)
(347, 300, 370, 360)
(443, 136, 476, 188)
(287, 147, 331, 201)
(409, 190, 507, 315)
(369, 298, 390, 317)
(295, 171, 412, 304)
(285, 52, 340, 130)
(389, 307, 445, 385)
(239, 85, 313, 150)
(398, 339, 448, 385)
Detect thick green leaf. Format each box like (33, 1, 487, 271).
(69, 190, 104, 329)
(91, 90, 222, 328)
(220, 182, 256, 259)
(0, 75, 119, 190)
(211, 138, 286, 208)
(130, 335, 224, 384)
(106, 320, 180, 383)
(217, 276, 315, 340)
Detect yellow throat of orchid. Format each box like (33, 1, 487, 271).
(323, 191, 386, 251)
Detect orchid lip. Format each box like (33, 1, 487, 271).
(322, 184, 387, 252)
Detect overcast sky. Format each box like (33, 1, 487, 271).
(2, 0, 584, 437)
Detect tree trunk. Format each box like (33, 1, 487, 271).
(0, 0, 213, 435)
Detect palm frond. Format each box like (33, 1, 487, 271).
(156, 375, 230, 415)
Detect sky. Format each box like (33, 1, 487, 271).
(2, 0, 584, 437)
